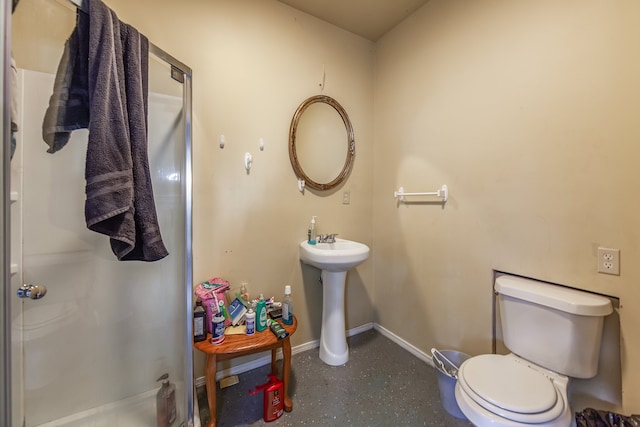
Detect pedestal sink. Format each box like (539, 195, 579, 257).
(299, 238, 370, 366)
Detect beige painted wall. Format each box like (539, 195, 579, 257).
(104, 0, 376, 374)
(374, 0, 640, 413)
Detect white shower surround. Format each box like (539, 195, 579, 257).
(15, 68, 189, 426)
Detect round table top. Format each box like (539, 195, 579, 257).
(194, 316, 297, 355)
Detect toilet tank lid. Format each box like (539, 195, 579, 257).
(495, 275, 613, 316)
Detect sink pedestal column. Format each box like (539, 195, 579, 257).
(319, 270, 349, 366)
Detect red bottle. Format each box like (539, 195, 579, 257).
(249, 374, 284, 422)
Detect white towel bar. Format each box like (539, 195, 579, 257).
(394, 185, 448, 203)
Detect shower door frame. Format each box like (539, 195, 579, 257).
(1, 0, 12, 425)
(1, 0, 194, 424)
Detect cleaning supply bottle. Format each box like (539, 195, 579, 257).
(156, 373, 176, 427)
(249, 374, 284, 422)
(282, 285, 293, 325)
(245, 308, 255, 335)
(256, 294, 268, 332)
(193, 298, 206, 342)
(308, 216, 317, 245)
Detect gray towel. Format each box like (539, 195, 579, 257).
(42, 0, 168, 262)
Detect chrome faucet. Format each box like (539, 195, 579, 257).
(318, 233, 338, 243)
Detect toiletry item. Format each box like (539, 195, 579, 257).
(256, 294, 268, 332)
(308, 216, 317, 245)
(268, 318, 289, 340)
(239, 283, 249, 302)
(218, 300, 231, 327)
(268, 308, 282, 319)
(249, 374, 284, 422)
(211, 311, 225, 345)
(228, 297, 248, 326)
(245, 308, 256, 335)
(156, 373, 176, 427)
(193, 299, 206, 342)
(282, 285, 293, 325)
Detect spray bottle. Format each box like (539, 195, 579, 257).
(249, 374, 284, 422)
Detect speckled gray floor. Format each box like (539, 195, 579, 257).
(197, 329, 473, 426)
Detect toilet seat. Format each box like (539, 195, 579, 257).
(457, 354, 565, 424)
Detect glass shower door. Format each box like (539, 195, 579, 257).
(10, 1, 192, 425)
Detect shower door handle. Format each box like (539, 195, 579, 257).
(17, 284, 47, 300)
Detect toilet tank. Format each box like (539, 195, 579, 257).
(495, 275, 612, 379)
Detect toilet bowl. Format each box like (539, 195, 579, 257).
(454, 354, 571, 427)
(453, 274, 613, 427)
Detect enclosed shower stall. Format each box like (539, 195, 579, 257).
(2, 0, 193, 426)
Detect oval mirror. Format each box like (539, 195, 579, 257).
(289, 95, 355, 191)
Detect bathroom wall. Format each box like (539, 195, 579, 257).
(373, 0, 640, 413)
(105, 0, 376, 374)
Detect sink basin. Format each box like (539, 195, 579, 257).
(299, 238, 370, 366)
(299, 238, 370, 272)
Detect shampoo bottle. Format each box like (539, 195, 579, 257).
(156, 373, 176, 427)
(308, 216, 317, 245)
(256, 294, 268, 332)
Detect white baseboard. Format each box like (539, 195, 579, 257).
(373, 323, 435, 368)
(196, 322, 434, 387)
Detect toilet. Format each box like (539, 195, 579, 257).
(455, 274, 613, 427)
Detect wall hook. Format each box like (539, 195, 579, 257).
(244, 152, 252, 173)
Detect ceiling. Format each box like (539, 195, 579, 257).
(277, 0, 430, 41)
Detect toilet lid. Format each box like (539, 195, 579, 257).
(458, 354, 564, 423)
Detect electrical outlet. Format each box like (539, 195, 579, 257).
(597, 247, 620, 275)
(342, 191, 350, 205)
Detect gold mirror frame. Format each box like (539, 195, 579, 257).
(289, 95, 355, 191)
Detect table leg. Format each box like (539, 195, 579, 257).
(271, 348, 279, 376)
(205, 353, 218, 427)
(282, 337, 293, 412)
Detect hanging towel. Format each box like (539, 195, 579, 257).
(42, 0, 168, 262)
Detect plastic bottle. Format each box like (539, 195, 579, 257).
(249, 374, 284, 422)
(282, 285, 293, 325)
(308, 216, 317, 245)
(156, 373, 176, 427)
(245, 308, 256, 335)
(239, 283, 249, 302)
(218, 300, 231, 327)
(193, 299, 206, 342)
(211, 311, 225, 345)
(256, 294, 268, 332)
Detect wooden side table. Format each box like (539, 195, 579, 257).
(194, 316, 297, 427)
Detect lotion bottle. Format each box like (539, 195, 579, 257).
(156, 373, 176, 427)
(308, 216, 317, 245)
